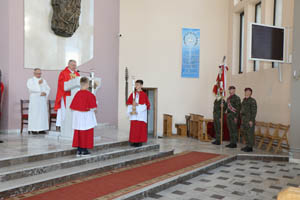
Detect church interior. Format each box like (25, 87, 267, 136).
(0, 0, 300, 199)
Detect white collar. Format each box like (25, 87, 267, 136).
(68, 68, 74, 73)
(33, 76, 41, 81)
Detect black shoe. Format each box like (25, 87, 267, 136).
(130, 143, 135, 147)
(225, 143, 232, 148)
(226, 143, 237, 148)
(0, 140, 3, 143)
(39, 131, 46, 134)
(32, 131, 39, 135)
(137, 143, 143, 147)
(82, 151, 91, 156)
(132, 143, 138, 147)
(243, 147, 253, 152)
(241, 146, 247, 151)
(76, 151, 82, 157)
(212, 140, 220, 145)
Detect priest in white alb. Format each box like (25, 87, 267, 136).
(27, 68, 50, 134)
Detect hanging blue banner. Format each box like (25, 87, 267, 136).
(181, 28, 200, 78)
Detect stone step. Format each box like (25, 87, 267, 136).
(117, 155, 236, 200)
(0, 141, 131, 168)
(0, 143, 160, 182)
(0, 150, 174, 199)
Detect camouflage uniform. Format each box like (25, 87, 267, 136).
(226, 94, 241, 144)
(213, 98, 227, 142)
(240, 97, 257, 148)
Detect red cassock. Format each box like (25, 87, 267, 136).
(70, 90, 97, 149)
(54, 67, 80, 111)
(126, 91, 150, 143)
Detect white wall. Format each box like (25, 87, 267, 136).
(118, 0, 230, 135)
(227, 0, 294, 125)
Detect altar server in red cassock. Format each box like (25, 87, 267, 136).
(70, 77, 97, 156)
(54, 60, 80, 129)
(126, 80, 150, 147)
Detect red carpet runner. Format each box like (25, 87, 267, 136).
(13, 152, 227, 200)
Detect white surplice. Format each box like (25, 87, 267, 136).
(72, 109, 97, 130)
(127, 93, 148, 123)
(27, 77, 50, 131)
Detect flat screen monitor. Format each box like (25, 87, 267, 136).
(249, 23, 285, 62)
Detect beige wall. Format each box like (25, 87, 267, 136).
(290, 0, 300, 161)
(227, 0, 294, 125)
(118, 0, 230, 135)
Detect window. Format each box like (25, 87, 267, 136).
(254, 2, 261, 72)
(239, 12, 245, 74)
(272, 0, 283, 68)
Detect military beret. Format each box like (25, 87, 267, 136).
(244, 87, 253, 93)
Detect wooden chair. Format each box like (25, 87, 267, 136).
(266, 123, 290, 153)
(257, 122, 271, 149)
(265, 123, 280, 152)
(48, 100, 57, 131)
(275, 124, 290, 153)
(20, 100, 29, 134)
(255, 121, 267, 145)
(163, 114, 173, 137)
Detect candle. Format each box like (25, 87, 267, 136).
(132, 79, 135, 99)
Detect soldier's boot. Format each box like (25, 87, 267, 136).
(241, 146, 247, 151)
(243, 146, 253, 152)
(212, 140, 220, 145)
(226, 143, 237, 148)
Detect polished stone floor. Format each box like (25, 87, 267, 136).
(0, 127, 293, 200)
(0, 127, 287, 159)
(0, 126, 128, 159)
(144, 160, 300, 200)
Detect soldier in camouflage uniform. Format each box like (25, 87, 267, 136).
(212, 97, 227, 145)
(240, 88, 257, 152)
(226, 86, 241, 148)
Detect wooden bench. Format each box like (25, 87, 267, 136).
(175, 123, 187, 137)
(277, 187, 300, 200)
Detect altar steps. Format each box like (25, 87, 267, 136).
(0, 141, 173, 199)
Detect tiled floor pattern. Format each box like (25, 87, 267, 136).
(144, 160, 300, 200)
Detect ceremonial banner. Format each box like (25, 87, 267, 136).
(181, 28, 200, 78)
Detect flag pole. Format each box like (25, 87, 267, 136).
(220, 56, 226, 145)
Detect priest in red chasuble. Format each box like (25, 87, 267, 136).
(54, 60, 80, 128)
(126, 80, 150, 147)
(70, 77, 97, 156)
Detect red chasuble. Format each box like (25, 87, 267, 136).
(126, 91, 150, 143)
(71, 90, 97, 149)
(54, 67, 80, 111)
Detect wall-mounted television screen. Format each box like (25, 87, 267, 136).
(249, 23, 285, 62)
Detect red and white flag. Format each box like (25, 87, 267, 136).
(213, 64, 228, 97)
